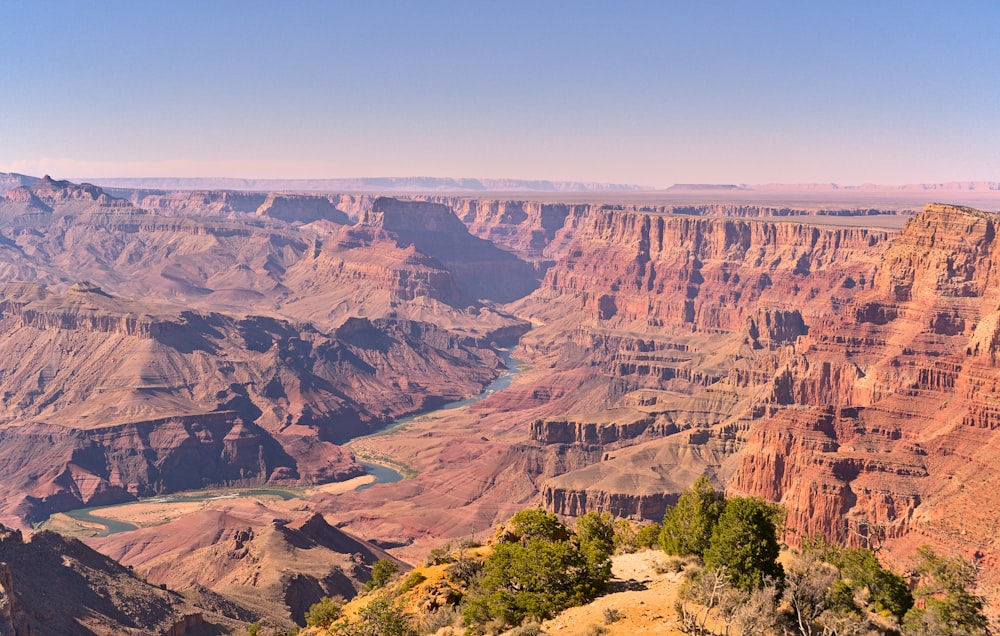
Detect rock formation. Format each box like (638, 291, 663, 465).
(0, 526, 237, 635)
(0, 181, 526, 527)
(91, 507, 402, 625)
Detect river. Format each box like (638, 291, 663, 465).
(50, 350, 523, 537)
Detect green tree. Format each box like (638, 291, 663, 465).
(634, 522, 662, 549)
(703, 496, 784, 591)
(463, 509, 612, 630)
(576, 511, 615, 582)
(305, 595, 344, 627)
(903, 547, 989, 636)
(506, 508, 570, 541)
(833, 545, 912, 620)
(363, 558, 399, 592)
(660, 476, 725, 557)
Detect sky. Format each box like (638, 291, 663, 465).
(1, 1, 999, 188)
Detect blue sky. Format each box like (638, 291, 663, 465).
(1, 1, 998, 186)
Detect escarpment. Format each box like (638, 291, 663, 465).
(719, 205, 1000, 602)
(523, 208, 890, 331)
(480, 202, 1000, 605)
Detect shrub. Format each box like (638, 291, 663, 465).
(509, 621, 546, 636)
(399, 570, 426, 594)
(702, 496, 784, 591)
(329, 594, 415, 636)
(603, 607, 622, 624)
(634, 522, 662, 549)
(425, 544, 453, 566)
(660, 476, 725, 557)
(902, 546, 988, 636)
(304, 595, 343, 628)
(363, 558, 399, 593)
(462, 510, 612, 630)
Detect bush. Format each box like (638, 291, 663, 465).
(634, 522, 662, 549)
(329, 594, 415, 636)
(702, 496, 784, 591)
(902, 546, 988, 636)
(304, 595, 343, 628)
(576, 511, 615, 582)
(446, 552, 483, 586)
(660, 476, 725, 557)
(363, 558, 399, 593)
(462, 510, 612, 630)
(509, 621, 546, 636)
(425, 544, 454, 566)
(399, 571, 426, 594)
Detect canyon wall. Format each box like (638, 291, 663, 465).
(0, 181, 529, 526)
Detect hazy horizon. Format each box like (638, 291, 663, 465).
(3, 1, 998, 186)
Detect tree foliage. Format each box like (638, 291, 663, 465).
(462, 509, 612, 630)
(329, 593, 416, 636)
(702, 496, 784, 591)
(304, 595, 343, 628)
(363, 558, 399, 593)
(660, 475, 725, 557)
(902, 546, 989, 636)
(576, 511, 616, 583)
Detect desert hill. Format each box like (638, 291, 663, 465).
(90, 507, 402, 626)
(0, 525, 240, 635)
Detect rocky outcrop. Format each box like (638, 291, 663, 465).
(529, 414, 671, 446)
(255, 193, 349, 224)
(0, 527, 230, 635)
(91, 509, 402, 625)
(361, 197, 540, 303)
(0, 550, 31, 636)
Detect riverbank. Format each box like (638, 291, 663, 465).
(346, 350, 523, 477)
(41, 475, 377, 538)
(44, 350, 523, 538)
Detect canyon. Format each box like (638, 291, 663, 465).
(0, 173, 999, 629)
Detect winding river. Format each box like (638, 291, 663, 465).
(52, 350, 523, 536)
